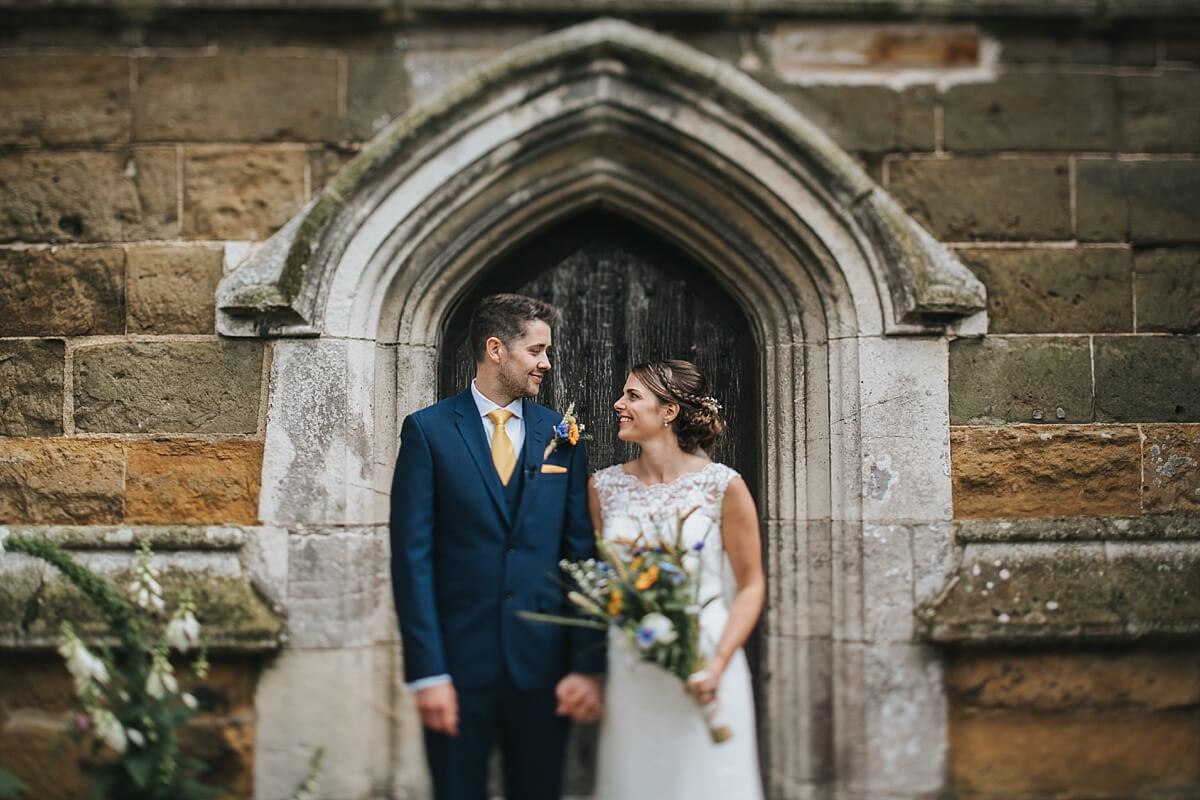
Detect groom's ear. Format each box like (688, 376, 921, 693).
(484, 335, 505, 364)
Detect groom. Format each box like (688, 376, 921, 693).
(389, 293, 605, 800)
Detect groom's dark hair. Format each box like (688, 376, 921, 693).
(469, 293, 559, 362)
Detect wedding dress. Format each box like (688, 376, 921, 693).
(591, 462, 764, 800)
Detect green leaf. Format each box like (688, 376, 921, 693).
(0, 769, 26, 800)
(123, 751, 156, 788)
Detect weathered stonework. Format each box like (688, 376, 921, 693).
(345, 54, 412, 140)
(0, 246, 125, 336)
(951, 425, 1141, 518)
(73, 340, 263, 434)
(134, 55, 340, 142)
(0, 55, 130, 146)
(1094, 335, 1200, 422)
(1143, 424, 1200, 512)
(126, 244, 224, 334)
(780, 84, 935, 154)
(182, 147, 307, 241)
(943, 73, 1117, 152)
(1134, 248, 1200, 334)
(0, 340, 64, 437)
(1077, 159, 1200, 243)
(949, 337, 1094, 424)
(957, 247, 1132, 334)
(888, 157, 1071, 241)
(125, 439, 265, 524)
(1118, 72, 1200, 152)
(0, 149, 178, 243)
(0, 438, 126, 524)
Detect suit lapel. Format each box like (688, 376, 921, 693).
(452, 390, 511, 525)
(512, 400, 550, 533)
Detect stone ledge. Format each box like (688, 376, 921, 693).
(0, 525, 287, 653)
(918, 540, 1200, 643)
(955, 513, 1200, 543)
(0, 0, 1196, 18)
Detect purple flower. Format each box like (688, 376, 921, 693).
(635, 626, 656, 648)
(692, 541, 705, 552)
(554, 421, 571, 438)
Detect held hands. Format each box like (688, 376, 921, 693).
(416, 682, 460, 737)
(555, 673, 604, 723)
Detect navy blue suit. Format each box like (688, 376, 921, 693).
(389, 389, 604, 800)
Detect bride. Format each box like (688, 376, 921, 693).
(588, 359, 765, 799)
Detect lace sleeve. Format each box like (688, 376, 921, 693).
(590, 465, 628, 523)
(708, 463, 741, 508)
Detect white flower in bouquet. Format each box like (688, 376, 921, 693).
(92, 708, 128, 754)
(634, 612, 679, 650)
(166, 608, 201, 652)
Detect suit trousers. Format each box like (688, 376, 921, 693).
(422, 670, 569, 800)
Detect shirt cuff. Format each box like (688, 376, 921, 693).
(405, 674, 452, 692)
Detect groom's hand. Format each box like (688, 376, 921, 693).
(416, 682, 459, 736)
(555, 673, 603, 723)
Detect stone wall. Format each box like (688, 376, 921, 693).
(1, 8, 1198, 799)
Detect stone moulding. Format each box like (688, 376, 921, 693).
(918, 516, 1200, 643)
(0, 525, 287, 653)
(216, 17, 985, 339)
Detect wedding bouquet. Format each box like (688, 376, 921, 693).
(521, 510, 732, 743)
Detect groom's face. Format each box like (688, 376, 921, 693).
(496, 319, 552, 399)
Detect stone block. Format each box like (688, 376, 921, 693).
(183, 147, 306, 241)
(0, 438, 125, 524)
(950, 425, 1141, 518)
(1135, 248, 1200, 334)
(856, 336, 952, 523)
(958, 247, 1132, 334)
(888, 157, 1071, 240)
(260, 339, 348, 526)
(758, 634, 835, 787)
(254, 646, 394, 800)
(345, 54, 412, 141)
(944, 73, 1117, 152)
(1143, 424, 1200, 513)
(286, 527, 392, 648)
(1078, 159, 1200, 243)
(125, 439, 264, 525)
(0, 148, 177, 243)
(126, 243, 224, 334)
(1094, 335, 1200, 422)
(861, 523, 914, 642)
(1119, 73, 1200, 152)
(308, 145, 358, 194)
(781, 84, 934, 154)
(764, 23, 981, 78)
(133, 55, 339, 142)
(0, 246, 125, 336)
(0, 712, 92, 800)
(992, 24, 1157, 65)
(950, 710, 1200, 794)
(920, 540, 1200, 641)
(949, 337, 1094, 424)
(73, 340, 263, 434)
(0, 55, 129, 146)
(0, 340, 63, 436)
(948, 648, 1200, 711)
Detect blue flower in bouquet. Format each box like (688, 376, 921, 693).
(692, 541, 705, 551)
(554, 421, 571, 439)
(635, 612, 678, 651)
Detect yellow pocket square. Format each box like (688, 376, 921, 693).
(540, 464, 569, 474)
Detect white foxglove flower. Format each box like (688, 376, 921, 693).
(182, 692, 198, 710)
(146, 654, 178, 699)
(127, 728, 145, 748)
(93, 709, 127, 754)
(130, 545, 165, 613)
(57, 629, 110, 692)
(166, 610, 201, 652)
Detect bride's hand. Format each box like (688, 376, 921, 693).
(686, 661, 724, 704)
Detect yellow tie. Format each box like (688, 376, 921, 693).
(486, 409, 517, 486)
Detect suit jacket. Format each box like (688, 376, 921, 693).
(389, 389, 606, 691)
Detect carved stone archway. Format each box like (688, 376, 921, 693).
(221, 19, 985, 800)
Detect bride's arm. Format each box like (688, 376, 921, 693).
(587, 476, 603, 533)
(707, 477, 765, 683)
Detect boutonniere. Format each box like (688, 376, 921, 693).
(543, 402, 591, 459)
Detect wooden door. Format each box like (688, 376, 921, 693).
(440, 210, 757, 485)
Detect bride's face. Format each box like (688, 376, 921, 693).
(614, 373, 675, 443)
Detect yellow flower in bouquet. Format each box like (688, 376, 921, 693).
(607, 588, 624, 616)
(634, 565, 659, 590)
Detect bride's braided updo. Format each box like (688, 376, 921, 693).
(630, 359, 726, 454)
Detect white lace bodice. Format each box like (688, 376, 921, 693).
(592, 462, 740, 612)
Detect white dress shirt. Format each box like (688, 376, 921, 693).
(405, 381, 525, 693)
